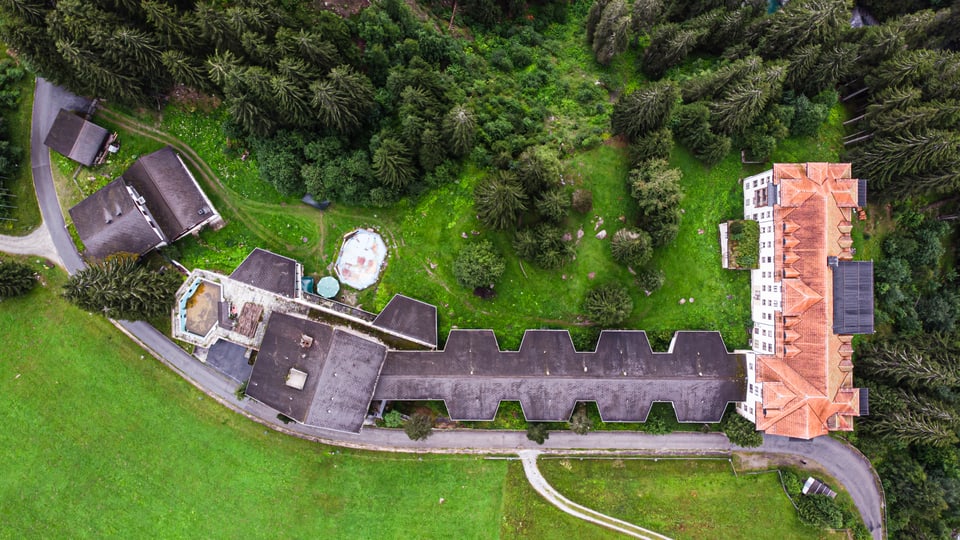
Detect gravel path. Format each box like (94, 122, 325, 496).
(0, 227, 61, 264)
(519, 450, 673, 539)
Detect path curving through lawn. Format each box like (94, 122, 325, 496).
(518, 450, 674, 540)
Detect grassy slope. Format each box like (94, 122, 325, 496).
(0, 260, 507, 538)
(539, 458, 840, 540)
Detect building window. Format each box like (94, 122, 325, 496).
(749, 383, 754, 393)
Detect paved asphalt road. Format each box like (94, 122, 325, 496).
(30, 78, 86, 274)
(31, 79, 885, 540)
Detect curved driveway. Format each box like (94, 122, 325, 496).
(0, 226, 60, 263)
(30, 79, 885, 540)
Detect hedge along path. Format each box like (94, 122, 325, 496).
(94, 107, 334, 261)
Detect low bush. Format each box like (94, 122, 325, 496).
(453, 240, 506, 289)
(404, 412, 434, 441)
(797, 494, 844, 529)
(383, 410, 404, 428)
(572, 189, 593, 213)
(526, 423, 549, 444)
(583, 283, 634, 327)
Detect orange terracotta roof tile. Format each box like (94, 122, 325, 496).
(753, 163, 866, 440)
(782, 279, 822, 315)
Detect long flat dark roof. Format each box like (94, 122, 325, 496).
(372, 294, 438, 347)
(230, 248, 299, 298)
(68, 178, 164, 260)
(832, 260, 874, 334)
(44, 109, 108, 166)
(373, 330, 746, 422)
(245, 312, 386, 433)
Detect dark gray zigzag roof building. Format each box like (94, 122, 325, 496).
(374, 329, 745, 423)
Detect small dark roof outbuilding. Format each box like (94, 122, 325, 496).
(68, 178, 165, 260)
(373, 294, 438, 347)
(121, 147, 217, 241)
(44, 109, 108, 166)
(230, 248, 300, 298)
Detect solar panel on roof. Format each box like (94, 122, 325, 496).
(832, 261, 875, 334)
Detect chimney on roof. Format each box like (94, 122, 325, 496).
(103, 207, 112, 224)
(114, 201, 123, 216)
(300, 334, 314, 348)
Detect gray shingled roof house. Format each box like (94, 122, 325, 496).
(44, 109, 109, 167)
(68, 147, 220, 260)
(68, 178, 166, 260)
(122, 147, 219, 243)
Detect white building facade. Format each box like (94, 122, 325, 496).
(736, 169, 780, 423)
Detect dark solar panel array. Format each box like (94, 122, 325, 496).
(832, 261, 875, 334)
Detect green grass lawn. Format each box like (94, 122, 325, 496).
(539, 457, 841, 540)
(0, 258, 508, 538)
(501, 460, 617, 539)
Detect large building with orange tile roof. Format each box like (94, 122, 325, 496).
(731, 163, 873, 439)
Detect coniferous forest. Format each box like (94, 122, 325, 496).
(3, 0, 960, 537)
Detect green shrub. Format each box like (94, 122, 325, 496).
(611, 228, 653, 268)
(453, 240, 506, 289)
(782, 470, 803, 496)
(526, 423, 549, 444)
(404, 413, 434, 441)
(383, 410, 404, 428)
(797, 495, 844, 529)
(0, 260, 36, 298)
(572, 189, 593, 213)
(234, 381, 248, 401)
(721, 410, 763, 447)
(636, 267, 665, 292)
(583, 283, 634, 327)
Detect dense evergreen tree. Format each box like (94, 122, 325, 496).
(475, 171, 527, 230)
(372, 137, 415, 190)
(591, 0, 630, 65)
(0, 260, 36, 298)
(642, 23, 707, 79)
(453, 241, 505, 289)
(630, 159, 684, 246)
(611, 228, 653, 268)
(63, 256, 182, 320)
(611, 81, 679, 141)
(854, 130, 960, 195)
(443, 105, 477, 158)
